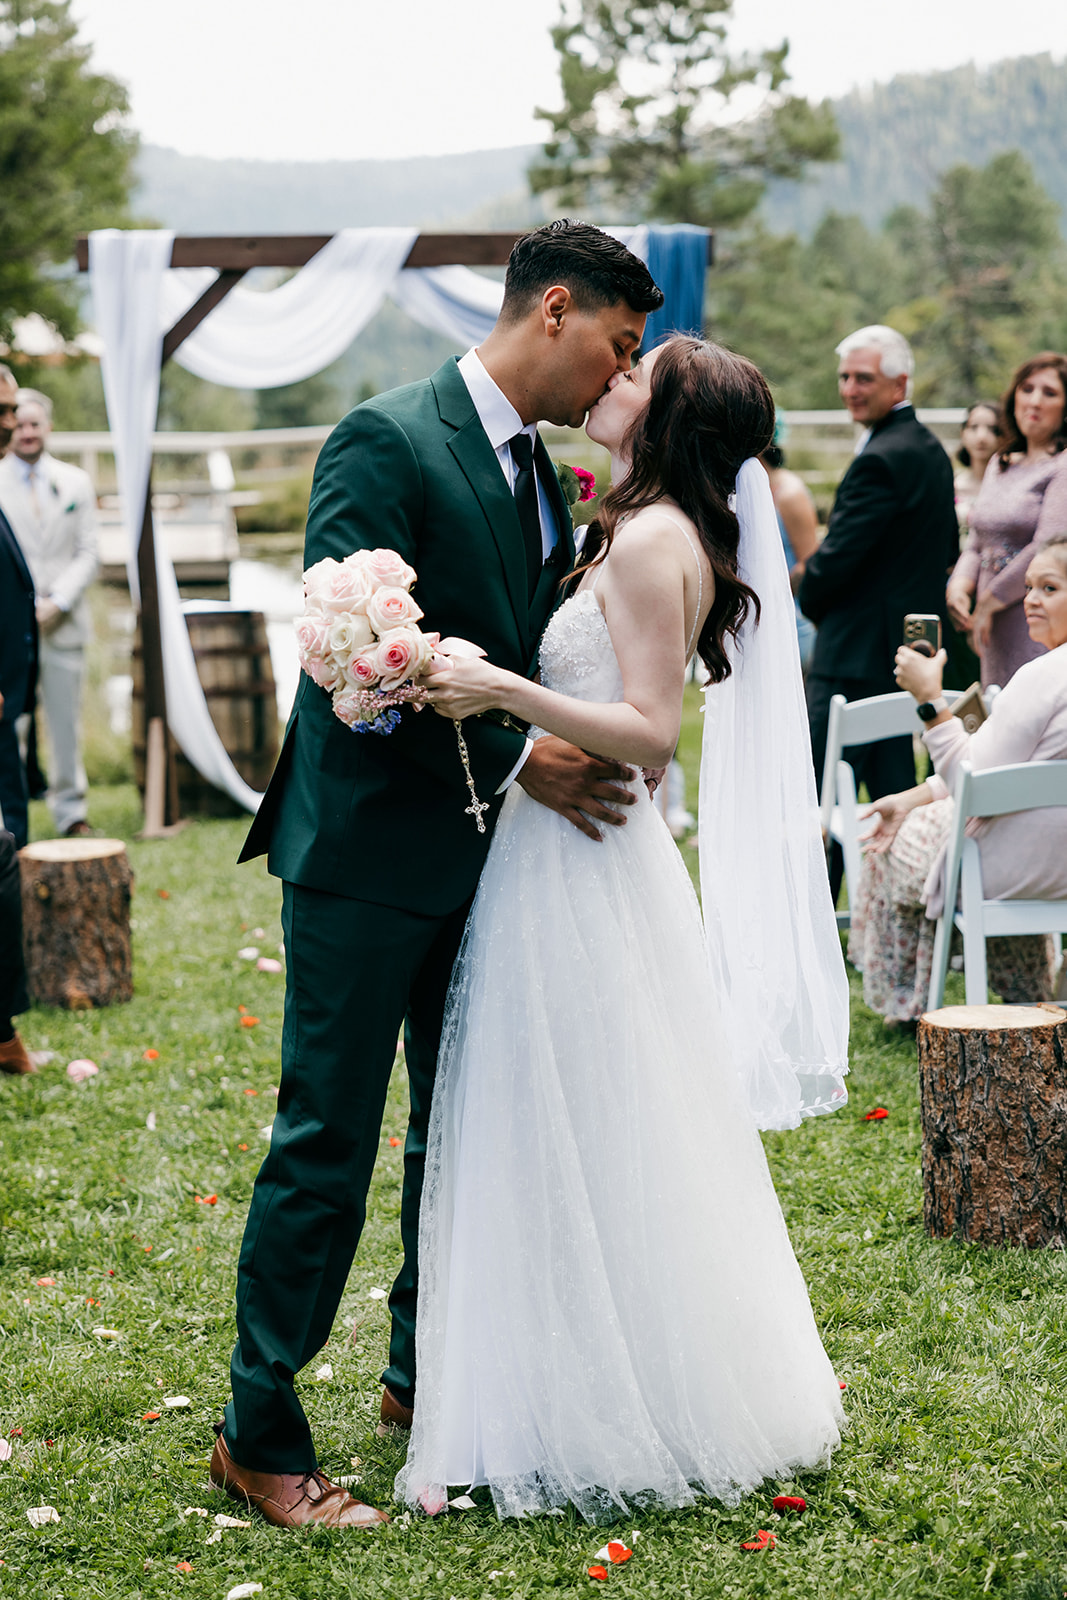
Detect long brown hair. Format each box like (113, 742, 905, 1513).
(573, 337, 775, 683)
(997, 352, 1067, 469)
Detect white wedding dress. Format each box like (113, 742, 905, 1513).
(395, 584, 846, 1523)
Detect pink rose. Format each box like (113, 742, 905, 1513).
(303, 556, 374, 617)
(575, 467, 597, 502)
(375, 625, 433, 689)
(362, 547, 417, 592)
(332, 687, 372, 729)
(346, 648, 381, 687)
(296, 614, 342, 691)
(366, 586, 424, 635)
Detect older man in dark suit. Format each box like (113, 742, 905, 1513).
(798, 325, 958, 895)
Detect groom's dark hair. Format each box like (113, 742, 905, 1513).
(500, 220, 664, 321)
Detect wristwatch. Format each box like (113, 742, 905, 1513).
(915, 696, 949, 723)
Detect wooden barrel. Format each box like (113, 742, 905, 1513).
(133, 607, 279, 817)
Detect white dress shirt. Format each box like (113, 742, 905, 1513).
(456, 348, 558, 559)
(455, 347, 560, 789)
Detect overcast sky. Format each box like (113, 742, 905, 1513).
(72, 0, 1066, 165)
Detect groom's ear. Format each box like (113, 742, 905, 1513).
(541, 286, 573, 337)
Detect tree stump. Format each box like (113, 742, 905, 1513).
(918, 1003, 1067, 1248)
(19, 839, 133, 1009)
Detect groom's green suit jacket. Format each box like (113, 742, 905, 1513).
(240, 358, 575, 915)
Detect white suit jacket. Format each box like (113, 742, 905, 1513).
(0, 451, 98, 649)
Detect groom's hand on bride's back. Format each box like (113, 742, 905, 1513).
(516, 735, 636, 841)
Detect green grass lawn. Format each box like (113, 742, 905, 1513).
(1, 784, 1066, 1600)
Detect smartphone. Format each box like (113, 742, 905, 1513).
(903, 614, 942, 658)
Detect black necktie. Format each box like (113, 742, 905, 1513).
(509, 431, 543, 599)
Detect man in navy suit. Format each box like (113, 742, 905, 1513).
(0, 362, 37, 1076)
(0, 364, 37, 851)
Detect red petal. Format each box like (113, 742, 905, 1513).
(741, 1530, 776, 1550)
(108, 1269, 116, 1276)
(35, 1277, 56, 1287)
(175, 1561, 193, 1573)
(588, 1567, 608, 1581)
(204, 1194, 218, 1205)
(143, 1049, 159, 1061)
(8, 1428, 22, 1438)
(864, 1107, 889, 1121)
(839, 1380, 847, 1390)
(157, 889, 170, 899)
(142, 1412, 161, 1422)
(607, 1541, 632, 1563)
(238, 1143, 249, 1151)
(772, 1495, 806, 1512)
(240, 1016, 260, 1028)
(388, 1136, 401, 1147)
(244, 1087, 258, 1095)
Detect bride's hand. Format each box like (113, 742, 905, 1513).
(420, 653, 509, 720)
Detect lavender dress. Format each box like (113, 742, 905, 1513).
(952, 453, 1067, 688)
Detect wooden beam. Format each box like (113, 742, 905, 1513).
(161, 268, 248, 362)
(76, 231, 715, 273)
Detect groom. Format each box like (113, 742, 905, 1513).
(213, 221, 664, 1527)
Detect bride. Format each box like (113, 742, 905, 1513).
(399, 336, 849, 1522)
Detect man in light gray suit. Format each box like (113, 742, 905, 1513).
(0, 389, 98, 836)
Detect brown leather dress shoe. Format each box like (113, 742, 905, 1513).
(377, 1386, 414, 1437)
(209, 1427, 388, 1529)
(0, 1034, 35, 1075)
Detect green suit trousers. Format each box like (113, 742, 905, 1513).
(224, 880, 471, 1472)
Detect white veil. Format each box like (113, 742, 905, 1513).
(698, 457, 849, 1131)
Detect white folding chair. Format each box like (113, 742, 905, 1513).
(819, 689, 961, 930)
(927, 759, 1067, 1009)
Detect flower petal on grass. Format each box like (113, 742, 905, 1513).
(66, 1058, 98, 1082)
(368, 1287, 388, 1300)
(388, 1136, 401, 1147)
(92, 1327, 121, 1339)
(225, 1585, 263, 1600)
(163, 1396, 191, 1408)
(314, 1363, 333, 1381)
(256, 958, 283, 973)
(143, 1048, 159, 1061)
(175, 1562, 193, 1573)
(607, 1542, 632, 1563)
(772, 1495, 806, 1512)
(240, 1016, 260, 1029)
(35, 1277, 56, 1287)
(26, 1505, 60, 1526)
(0, 1439, 12, 1461)
(864, 1107, 889, 1121)
(214, 1513, 252, 1529)
(588, 1566, 608, 1581)
(839, 1380, 848, 1390)
(157, 888, 170, 899)
(448, 1494, 477, 1511)
(142, 1411, 161, 1423)
(146, 1112, 157, 1131)
(740, 1530, 776, 1550)
(181, 1506, 208, 1518)
(237, 948, 260, 960)
(205, 1529, 222, 1544)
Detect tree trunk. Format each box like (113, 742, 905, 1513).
(19, 839, 133, 1009)
(918, 1003, 1067, 1248)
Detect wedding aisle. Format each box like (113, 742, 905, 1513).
(1, 768, 1064, 1599)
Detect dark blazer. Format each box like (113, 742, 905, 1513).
(0, 507, 36, 718)
(798, 405, 958, 682)
(240, 358, 574, 915)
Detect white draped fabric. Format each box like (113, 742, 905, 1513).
(698, 458, 850, 1130)
(87, 227, 520, 810)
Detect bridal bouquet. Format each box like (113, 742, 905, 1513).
(295, 548, 490, 830)
(296, 547, 436, 734)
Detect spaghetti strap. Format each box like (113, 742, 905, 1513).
(655, 510, 704, 660)
(591, 507, 704, 659)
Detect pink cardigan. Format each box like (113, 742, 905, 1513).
(921, 642, 1067, 916)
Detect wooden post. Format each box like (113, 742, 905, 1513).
(918, 1003, 1067, 1248)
